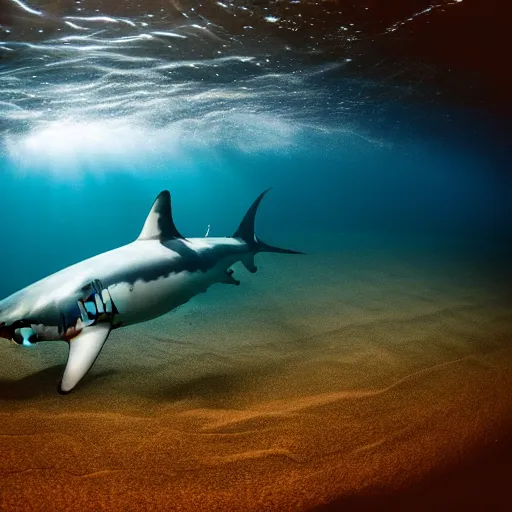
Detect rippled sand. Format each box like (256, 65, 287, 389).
(1, 238, 511, 510)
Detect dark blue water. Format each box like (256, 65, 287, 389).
(0, 0, 510, 297)
(1, 104, 510, 298)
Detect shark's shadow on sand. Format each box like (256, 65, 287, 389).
(0, 365, 116, 401)
(0, 359, 285, 407)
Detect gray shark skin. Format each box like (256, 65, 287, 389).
(0, 189, 303, 394)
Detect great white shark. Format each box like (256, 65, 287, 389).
(0, 189, 302, 394)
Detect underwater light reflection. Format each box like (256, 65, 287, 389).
(3, 111, 301, 177)
(5, 119, 146, 174)
(10, 0, 43, 17)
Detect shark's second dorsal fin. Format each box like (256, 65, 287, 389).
(138, 190, 185, 242)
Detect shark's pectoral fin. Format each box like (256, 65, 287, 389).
(59, 323, 111, 394)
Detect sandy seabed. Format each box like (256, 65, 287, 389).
(1, 236, 512, 511)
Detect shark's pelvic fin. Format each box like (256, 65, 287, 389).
(138, 190, 185, 242)
(233, 189, 304, 255)
(59, 323, 111, 394)
(221, 269, 240, 286)
(241, 254, 258, 273)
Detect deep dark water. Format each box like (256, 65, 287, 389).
(313, 433, 512, 511)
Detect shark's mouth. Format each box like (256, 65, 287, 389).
(0, 322, 13, 340)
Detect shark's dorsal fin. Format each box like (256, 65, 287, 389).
(138, 190, 185, 241)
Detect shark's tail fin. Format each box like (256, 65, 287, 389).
(233, 189, 304, 255)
